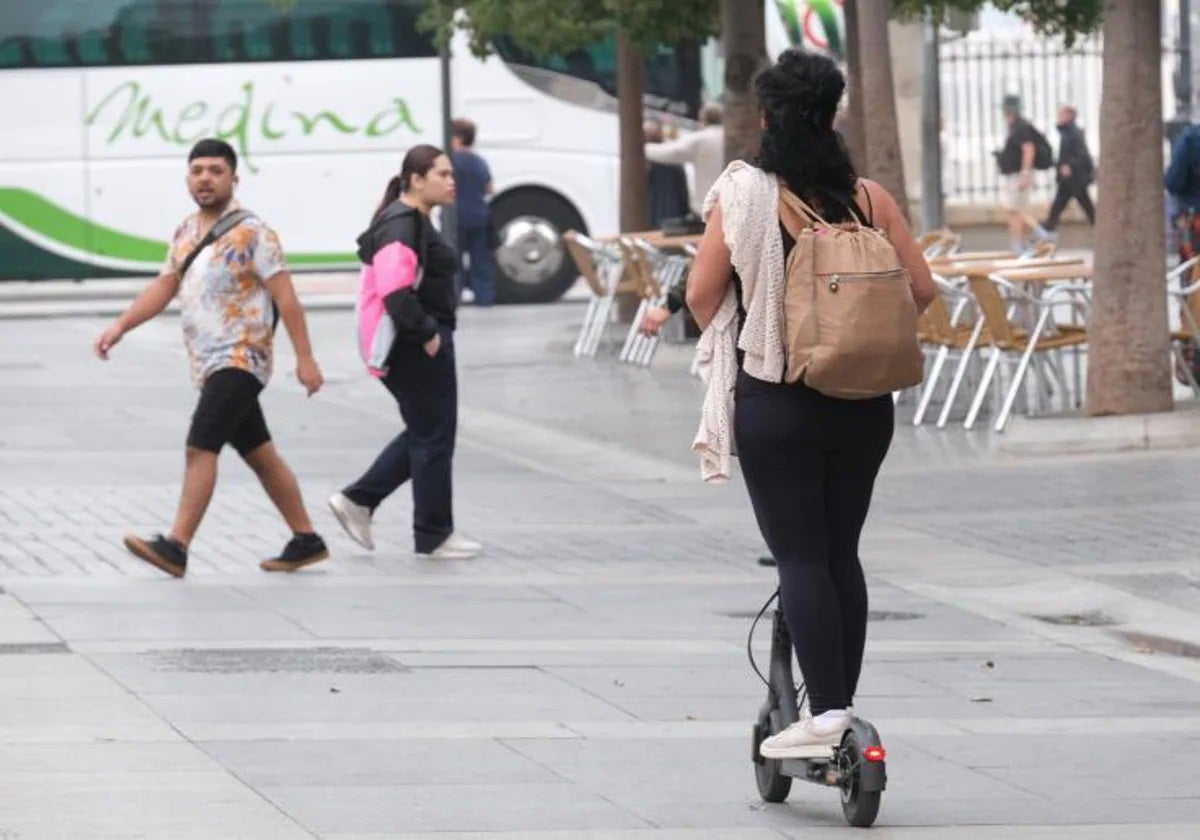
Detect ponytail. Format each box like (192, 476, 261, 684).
(371, 144, 445, 224)
(372, 175, 403, 223)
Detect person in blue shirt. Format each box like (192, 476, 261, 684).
(1165, 122, 1200, 382)
(450, 119, 497, 307)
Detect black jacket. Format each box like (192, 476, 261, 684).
(1056, 122, 1094, 184)
(356, 204, 458, 345)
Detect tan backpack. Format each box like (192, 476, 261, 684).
(777, 182, 924, 399)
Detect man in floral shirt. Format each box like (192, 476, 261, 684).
(94, 139, 328, 577)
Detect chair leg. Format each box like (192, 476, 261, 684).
(994, 313, 1052, 432)
(586, 293, 617, 356)
(964, 346, 1003, 430)
(939, 321, 985, 428)
(574, 298, 598, 356)
(914, 345, 950, 425)
(619, 300, 648, 361)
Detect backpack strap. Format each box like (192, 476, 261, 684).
(778, 183, 835, 232)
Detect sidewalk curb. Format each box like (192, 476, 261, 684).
(1002, 403, 1200, 455)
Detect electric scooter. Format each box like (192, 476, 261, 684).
(749, 592, 887, 827)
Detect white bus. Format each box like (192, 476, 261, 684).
(0, 0, 701, 302)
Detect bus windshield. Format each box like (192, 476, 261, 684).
(493, 36, 702, 121)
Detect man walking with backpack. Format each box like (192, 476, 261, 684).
(1042, 105, 1096, 232)
(93, 138, 329, 577)
(994, 95, 1053, 252)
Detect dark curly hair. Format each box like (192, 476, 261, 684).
(756, 49, 858, 221)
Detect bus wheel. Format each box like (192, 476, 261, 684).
(490, 189, 585, 304)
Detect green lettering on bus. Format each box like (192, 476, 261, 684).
(85, 79, 423, 171)
(366, 98, 422, 138)
(172, 101, 209, 144)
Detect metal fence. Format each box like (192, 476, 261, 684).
(940, 36, 1105, 206)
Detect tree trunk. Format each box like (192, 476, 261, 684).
(1087, 0, 1172, 416)
(841, 0, 867, 173)
(617, 30, 648, 233)
(856, 2, 909, 222)
(721, 0, 768, 164)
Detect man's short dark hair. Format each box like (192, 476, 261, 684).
(452, 118, 477, 147)
(188, 138, 237, 172)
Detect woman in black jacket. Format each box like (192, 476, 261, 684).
(329, 145, 482, 560)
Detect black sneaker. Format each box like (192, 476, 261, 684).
(124, 533, 187, 578)
(260, 533, 329, 572)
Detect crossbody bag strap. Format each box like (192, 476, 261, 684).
(177, 209, 256, 279)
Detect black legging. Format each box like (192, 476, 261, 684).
(734, 370, 894, 716)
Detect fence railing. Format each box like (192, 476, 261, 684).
(940, 36, 1106, 206)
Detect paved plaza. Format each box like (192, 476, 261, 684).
(1, 300, 1199, 838)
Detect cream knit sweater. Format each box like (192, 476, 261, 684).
(691, 162, 788, 482)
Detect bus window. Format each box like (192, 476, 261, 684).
(494, 35, 701, 121)
(0, 0, 435, 69)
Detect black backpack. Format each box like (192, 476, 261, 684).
(1032, 127, 1054, 170)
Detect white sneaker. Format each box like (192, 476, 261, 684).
(441, 533, 483, 554)
(328, 493, 374, 551)
(416, 533, 482, 560)
(759, 709, 851, 760)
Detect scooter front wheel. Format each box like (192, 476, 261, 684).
(838, 729, 882, 827)
(753, 710, 793, 803)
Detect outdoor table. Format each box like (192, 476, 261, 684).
(931, 256, 1085, 280)
(928, 249, 1013, 265)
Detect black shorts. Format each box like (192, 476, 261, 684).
(186, 368, 272, 456)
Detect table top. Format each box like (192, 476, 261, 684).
(600, 230, 703, 250)
(928, 250, 1013, 264)
(993, 263, 1094, 283)
(932, 256, 1086, 279)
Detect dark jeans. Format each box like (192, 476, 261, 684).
(459, 222, 496, 307)
(734, 371, 894, 716)
(343, 328, 457, 553)
(1043, 179, 1096, 230)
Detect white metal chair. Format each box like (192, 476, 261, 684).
(1168, 255, 1200, 397)
(623, 242, 691, 367)
(912, 275, 980, 426)
(963, 272, 1091, 432)
(564, 231, 628, 357)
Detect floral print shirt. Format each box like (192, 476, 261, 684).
(163, 203, 287, 388)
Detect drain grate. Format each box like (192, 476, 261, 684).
(1032, 610, 1117, 627)
(868, 610, 925, 622)
(1119, 631, 1200, 659)
(147, 647, 408, 674)
(0, 642, 69, 655)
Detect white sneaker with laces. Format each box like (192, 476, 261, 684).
(760, 708, 852, 760)
(328, 493, 374, 551)
(417, 533, 482, 560)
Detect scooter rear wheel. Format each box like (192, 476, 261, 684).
(838, 729, 882, 827)
(754, 710, 793, 803)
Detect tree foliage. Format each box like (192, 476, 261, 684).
(890, 0, 1104, 46)
(420, 0, 718, 58)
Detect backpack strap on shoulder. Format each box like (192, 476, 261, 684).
(778, 181, 833, 233)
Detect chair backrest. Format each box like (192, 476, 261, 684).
(968, 276, 1020, 348)
(619, 238, 660, 300)
(919, 293, 956, 344)
(563, 230, 608, 297)
(918, 227, 961, 259)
